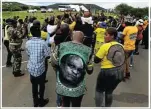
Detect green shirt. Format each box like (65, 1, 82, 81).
(56, 41, 91, 97)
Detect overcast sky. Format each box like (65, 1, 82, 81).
(2, 0, 149, 9)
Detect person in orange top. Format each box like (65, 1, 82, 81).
(122, 21, 144, 79)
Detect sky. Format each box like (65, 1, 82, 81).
(2, 0, 149, 9)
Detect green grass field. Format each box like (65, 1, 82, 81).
(2, 10, 116, 23)
(2, 10, 66, 23)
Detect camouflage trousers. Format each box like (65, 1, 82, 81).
(9, 45, 22, 73)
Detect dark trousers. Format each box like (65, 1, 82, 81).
(4, 40, 12, 65)
(141, 35, 145, 45)
(44, 59, 48, 79)
(135, 39, 140, 53)
(62, 95, 83, 107)
(30, 72, 46, 105)
(95, 68, 123, 107)
(144, 34, 148, 49)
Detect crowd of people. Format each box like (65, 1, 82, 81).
(2, 11, 149, 107)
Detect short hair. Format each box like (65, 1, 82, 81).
(106, 27, 117, 39)
(18, 19, 23, 24)
(60, 24, 70, 33)
(57, 15, 61, 20)
(30, 26, 41, 37)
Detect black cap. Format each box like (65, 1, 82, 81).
(6, 18, 12, 23)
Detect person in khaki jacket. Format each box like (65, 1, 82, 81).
(8, 19, 25, 77)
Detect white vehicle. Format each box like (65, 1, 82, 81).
(27, 10, 34, 13)
(33, 9, 37, 12)
(58, 5, 88, 12)
(47, 8, 53, 12)
(58, 5, 67, 12)
(41, 8, 47, 13)
(27, 9, 37, 13)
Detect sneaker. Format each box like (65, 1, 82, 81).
(134, 52, 139, 55)
(129, 64, 133, 67)
(39, 98, 49, 107)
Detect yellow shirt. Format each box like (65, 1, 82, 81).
(29, 31, 48, 40)
(96, 41, 122, 68)
(123, 26, 138, 50)
(94, 28, 106, 42)
(61, 21, 76, 31)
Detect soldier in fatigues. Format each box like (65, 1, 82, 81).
(7, 19, 25, 77)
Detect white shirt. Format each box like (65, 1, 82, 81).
(47, 25, 57, 34)
(28, 23, 33, 34)
(81, 17, 93, 24)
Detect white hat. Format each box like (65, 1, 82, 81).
(135, 19, 144, 26)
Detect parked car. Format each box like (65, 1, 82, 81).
(47, 8, 53, 12)
(41, 8, 47, 13)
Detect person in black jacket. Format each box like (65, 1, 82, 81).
(54, 24, 71, 45)
(143, 25, 149, 49)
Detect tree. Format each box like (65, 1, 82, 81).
(31, 6, 40, 10)
(115, 3, 133, 15)
(130, 7, 148, 18)
(21, 5, 29, 10)
(115, 3, 148, 18)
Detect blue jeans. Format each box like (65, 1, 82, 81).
(130, 51, 134, 65)
(56, 94, 62, 106)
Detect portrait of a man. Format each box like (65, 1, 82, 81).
(59, 54, 86, 88)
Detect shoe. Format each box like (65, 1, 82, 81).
(6, 63, 12, 67)
(129, 64, 133, 67)
(122, 78, 126, 82)
(45, 80, 48, 83)
(133, 52, 139, 55)
(13, 71, 24, 77)
(39, 98, 49, 107)
(33, 98, 39, 107)
(124, 72, 130, 79)
(20, 48, 25, 51)
(143, 47, 148, 49)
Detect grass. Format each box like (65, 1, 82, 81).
(2, 10, 67, 23)
(2, 10, 117, 23)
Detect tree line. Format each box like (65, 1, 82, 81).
(115, 3, 148, 18)
(2, 2, 40, 11)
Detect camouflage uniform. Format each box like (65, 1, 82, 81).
(8, 25, 25, 74)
